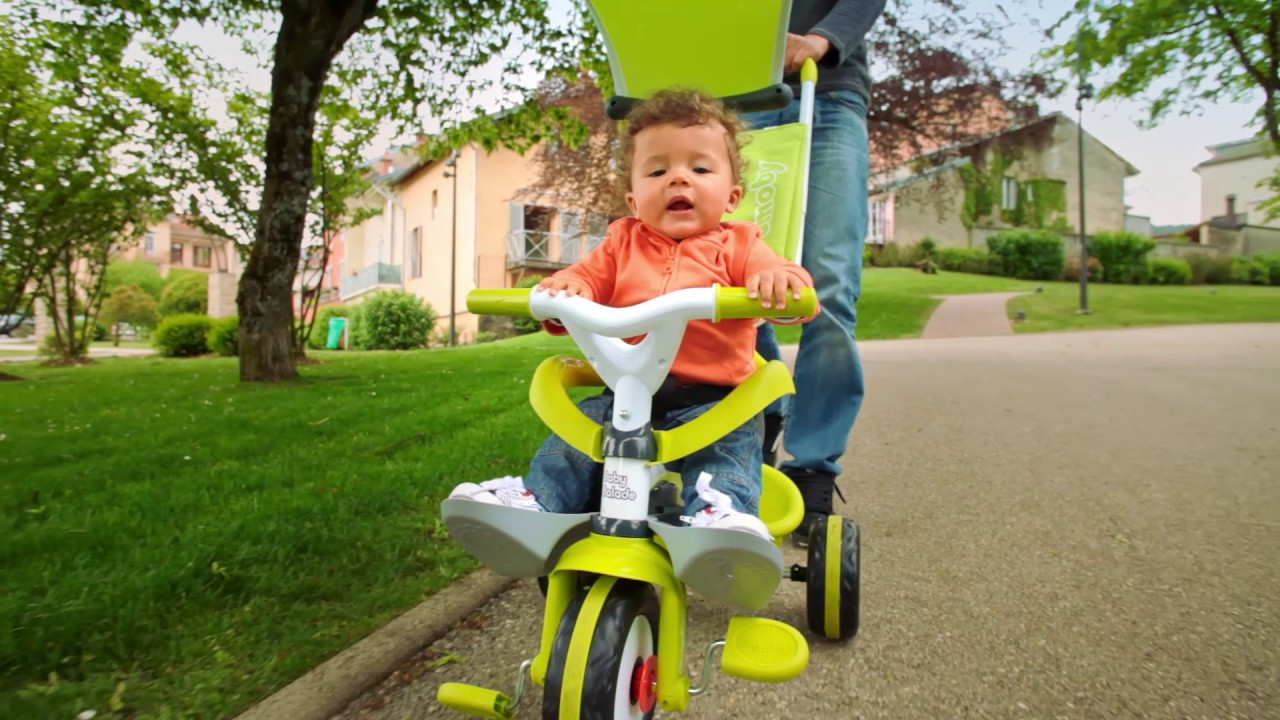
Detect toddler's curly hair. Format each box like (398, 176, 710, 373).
(618, 89, 747, 190)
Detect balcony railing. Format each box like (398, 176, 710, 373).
(506, 231, 606, 268)
(340, 262, 401, 300)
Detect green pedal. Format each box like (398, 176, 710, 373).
(436, 682, 515, 720)
(720, 616, 810, 683)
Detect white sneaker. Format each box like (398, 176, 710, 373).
(448, 475, 545, 512)
(680, 472, 772, 542)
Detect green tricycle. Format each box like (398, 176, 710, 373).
(437, 2, 860, 718)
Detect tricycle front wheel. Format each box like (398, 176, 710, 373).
(542, 577, 659, 720)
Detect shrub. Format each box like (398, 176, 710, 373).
(1230, 257, 1271, 286)
(1185, 252, 1233, 284)
(306, 305, 354, 350)
(915, 259, 938, 274)
(100, 284, 160, 338)
(918, 237, 938, 259)
(154, 314, 213, 357)
(105, 259, 165, 300)
(936, 247, 994, 274)
(512, 275, 545, 335)
(206, 315, 239, 356)
(159, 272, 208, 316)
(866, 243, 908, 268)
(1146, 258, 1191, 286)
(1063, 256, 1103, 282)
(354, 290, 436, 350)
(1088, 230, 1156, 283)
(986, 229, 1065, 280)
(1252, 253, 1280, 286)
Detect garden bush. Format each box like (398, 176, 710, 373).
(1230, 257, 1271, 286)
(159, 272, 208, 316)
(936, 247, 995, 274)
(986, 229, 1065, 280)
(206, 315, 239, 356)
(1062, 256, 1103, 282)
(1088, 230, 1155, 283)
(354, 290, 437, 350)
(154, 314, 212, 357)
(1146, 258, 1192, 286)
(1184, 252, 1234, 284)
(1253, 253, 1280, 286)
(105, 259, 165, 300)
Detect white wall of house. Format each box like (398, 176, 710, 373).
(1197, 152, 1279, 228)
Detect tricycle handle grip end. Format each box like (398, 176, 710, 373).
(467, 288, 532, 317)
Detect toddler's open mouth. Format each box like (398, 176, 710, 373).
(666, 196, 693, 212)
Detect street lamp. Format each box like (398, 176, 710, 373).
(1075, 28, 1093, 315)
(443, 149, 460, 346)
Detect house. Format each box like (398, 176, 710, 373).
(110, 215, 244, 318)
(1193, 137, 1278, 230)
(868, 112, 1140, 250)
(335, 140, 610, 344)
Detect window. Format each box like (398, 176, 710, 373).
(170, 242, 184, 265)
(868, 198, 888, 245)
(1001, 176, 1019, 210)
(144, 233, 155, 256)
(194, 246, 212, 268)
(409, 227, 422, 279)
(432, 190, 438, 220)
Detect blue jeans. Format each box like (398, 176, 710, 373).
(742, 89, 869, 477)
(523, 393, 764, 516)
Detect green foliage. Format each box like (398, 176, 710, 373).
(1089, 230, 1156, 283)
(105, 260, 165, 300)
(1252, 253, 1280, 286)
(936, 247, 996, 274)
(354, 290, 437, 351)
(1047, 1, 1277, 155)
(206, 315, 240, 356)
(153, 314, 212, 357)
(1064, 256, 1103, 282)
(100, 284, 160, 332)
(1230, 257, 1272, 285)
(512, 275, 546, 335)
(1020, 179, 1069, 230)
(1184, 252, 1235, 284)
(160, 272, 208, 317)
(1146, 258, 1192, 285)
(865, 243, 921, 268)
(918, 237, 938, 259)
(986, 230, 1066, 280)
(306, 305, 355, 350)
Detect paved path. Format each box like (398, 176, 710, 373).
(335, 324, 1280, 720)
(0, 344, 155, 362)
(921, 292, 1025, 339)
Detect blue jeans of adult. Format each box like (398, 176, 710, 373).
(742, 89, 869, 477)
(523, 392, 765, 516)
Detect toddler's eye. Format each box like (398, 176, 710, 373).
(648, 168, 666, 177)
(693, 166, 711, 174)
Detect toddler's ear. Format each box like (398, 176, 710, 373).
(625, 191, 640, 217)
(724, 184, 744, 213)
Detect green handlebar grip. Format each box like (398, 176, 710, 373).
(801, 57, 818, 84)
(715, 286, 817, 320)
(466, 288, 532, 317)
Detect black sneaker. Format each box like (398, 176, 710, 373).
(786, 468, 844, 547)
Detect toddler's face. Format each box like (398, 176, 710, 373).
(626, 122, 743, 240)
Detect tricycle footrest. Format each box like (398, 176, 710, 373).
(437, 682, 515, 719)
(720, 616, 809, 683)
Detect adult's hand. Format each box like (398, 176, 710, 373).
(784, 32, 831, 73)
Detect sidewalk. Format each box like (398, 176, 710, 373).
(920, 291, 1025, 339)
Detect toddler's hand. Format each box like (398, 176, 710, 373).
(537, 277, 592, 300)
(746, 270, 806, 310)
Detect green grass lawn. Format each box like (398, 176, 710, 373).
(1009, 282, 1280, 333)
(773, 267, 1032, 343)
(0, 337, 576, 719)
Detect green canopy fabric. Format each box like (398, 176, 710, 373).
(586, 0, 791, 100)
(725, 122, 809, 261)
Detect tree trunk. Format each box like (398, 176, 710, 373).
(237, 0, 378, 382)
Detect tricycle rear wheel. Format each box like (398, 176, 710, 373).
(805, 515, 861, 641)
